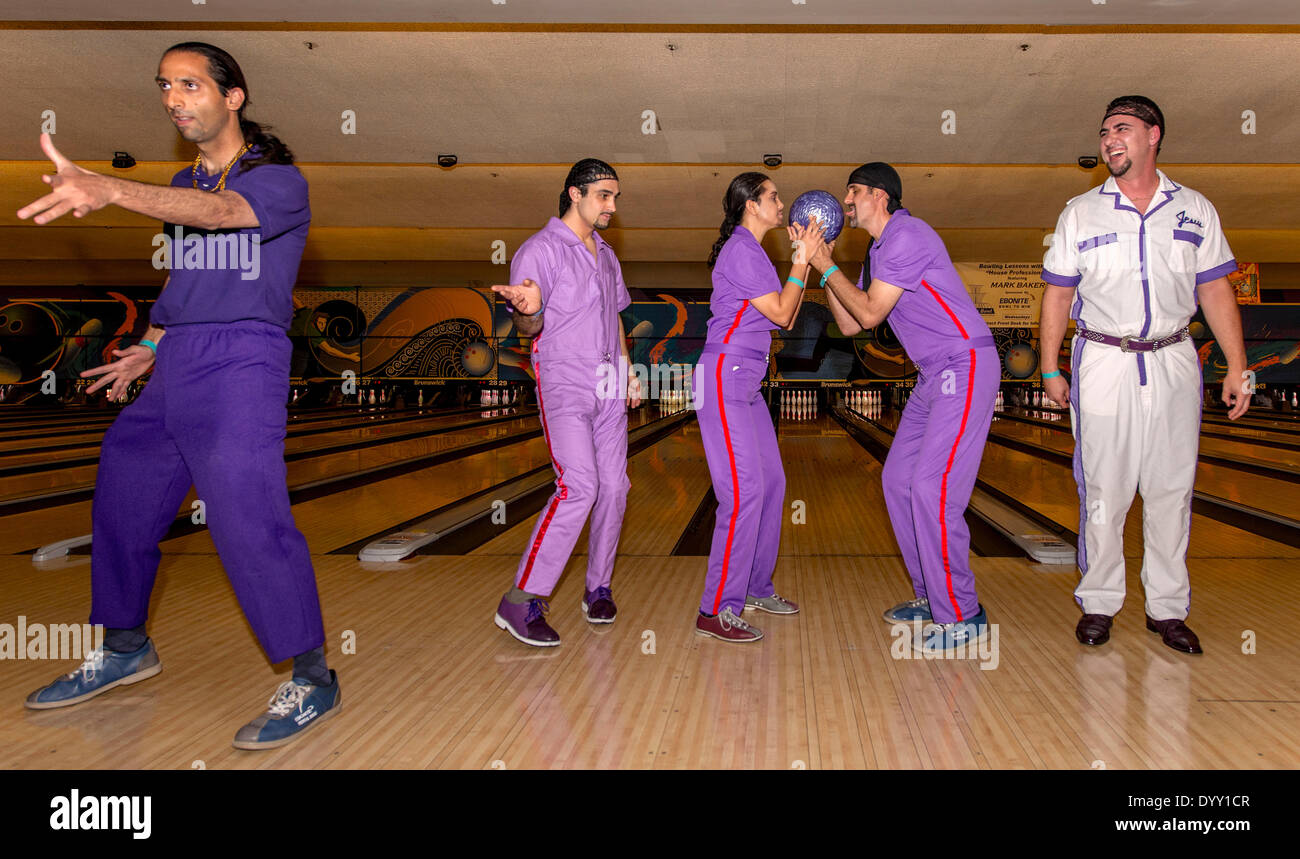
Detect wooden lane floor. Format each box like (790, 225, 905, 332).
(0, 406, 538, 478)
(471, 413, 904, 562)
(0, 404, 496, 452)
(470, 420, 713, 560)
(0, 409, 564, 555)
(159, 409, 662, 557)
(866, 408, 1299, 560)
(1001, 409, 1300, 471)
(0, 408, 542, 506)
(772, 414, 903, 558)
(4, 429, 1297, 768)
(5, 402, 1294, 769)
(987, 416, 1300, 519)
(1200, 410, 1300, 432)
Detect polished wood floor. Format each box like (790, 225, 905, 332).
(1, 409, 1297, 769)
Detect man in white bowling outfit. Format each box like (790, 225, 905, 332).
(1040, 95, 1249, 653)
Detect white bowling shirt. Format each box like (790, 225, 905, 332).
(1042, 170, 1236, 341)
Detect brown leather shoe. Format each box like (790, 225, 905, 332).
(1146, 615, 1203, 654)
(1075, 613, 1113, 646)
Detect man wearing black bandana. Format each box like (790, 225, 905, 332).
(1041, 96, 1249, 654)
(490, 159, 640, 646)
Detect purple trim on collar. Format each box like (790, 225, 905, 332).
(1097, 183, 1141, 216)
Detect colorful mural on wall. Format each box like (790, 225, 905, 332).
(4, 286, 1296, 389)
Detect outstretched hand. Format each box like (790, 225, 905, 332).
(490, 279, 543, 315)
(16, 134, 115, 225)
(81, 345, 155, 403)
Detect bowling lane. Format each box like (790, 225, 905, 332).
(862, 407, 1299, 559)
(986, 416, 1300, 519)
(470, 417, 710, 559)
(473, 410, 904, 564)
(1200, 410, 1300, 432)
(0, 403, 490, 450)
(775, 414, 903, 557)
(3, 410, 563, 554)
(0, 405, 537, 466)
(1000, 408, 1300, 472)
(1015, 406, 1298, 450)
(0, 407, 540, 502)
(161, 408, 666, 556)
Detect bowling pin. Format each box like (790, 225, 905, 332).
(417, 389, 424, 407)
(369, 388, 377, 406)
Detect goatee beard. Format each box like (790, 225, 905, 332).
(1106, 157, 1132, 178)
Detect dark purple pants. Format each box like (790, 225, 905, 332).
(89, 322, 324, 663)
(882, 345, 998, 625)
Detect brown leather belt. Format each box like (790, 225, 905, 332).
(1077, 327, 1190, 353)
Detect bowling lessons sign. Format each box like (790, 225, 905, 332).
(955, 263, 1045, 328)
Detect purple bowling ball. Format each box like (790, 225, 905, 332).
(787, 190, 844, 243)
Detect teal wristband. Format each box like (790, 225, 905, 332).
(1041, 370, 1061, 380)
(139, 339, 158, 354)
(787, 276, 805, 290)
(820, 265, 840, 288)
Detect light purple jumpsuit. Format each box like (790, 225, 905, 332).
(695, 225, 785, 616)
(510, 217, 631, 597)
(859, 210, 998, 625)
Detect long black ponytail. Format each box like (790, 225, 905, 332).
(163, 41, 295, 171)
(707, 172, 771, 269)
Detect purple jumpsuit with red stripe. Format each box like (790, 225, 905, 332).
(695, 225, 785, 616)
(510, 217, 631, 598)
(862, 210, 998, 625)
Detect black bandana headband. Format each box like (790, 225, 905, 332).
(1103, 96, 1165, 150)
(564, 158, 619, 189)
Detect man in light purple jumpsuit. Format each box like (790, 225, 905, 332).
(814, 163, 997, 652)
(492, 159, 641, 648)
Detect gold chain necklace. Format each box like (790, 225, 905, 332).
(191, 142, 252, 192)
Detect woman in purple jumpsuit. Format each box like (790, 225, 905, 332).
(694, 173, 824, 643)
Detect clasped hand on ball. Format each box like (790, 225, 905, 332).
(787, 218, 827, 268)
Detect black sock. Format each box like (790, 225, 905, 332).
(292, 646, 331, 687)
(103, 624, 147, 653)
